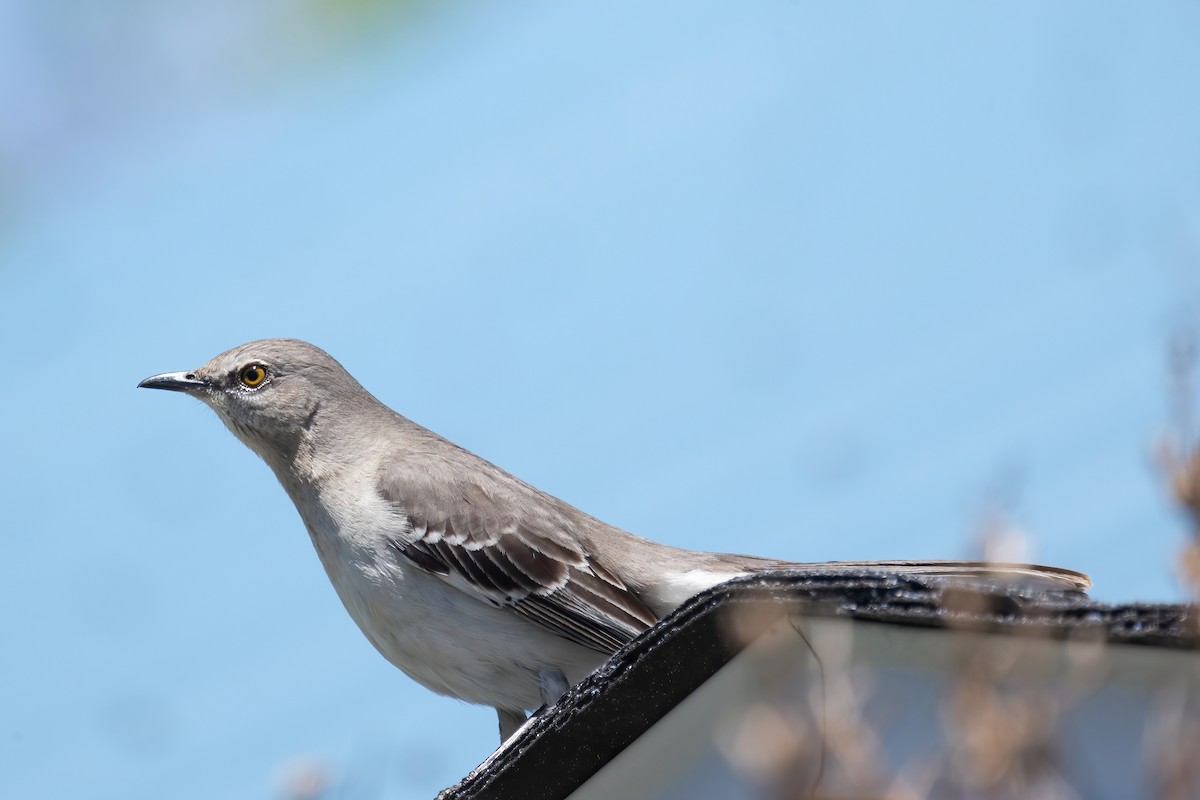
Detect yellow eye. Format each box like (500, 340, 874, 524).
(239, 364, 267, 387)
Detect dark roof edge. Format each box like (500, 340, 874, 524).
(439, 571, 1198, 800)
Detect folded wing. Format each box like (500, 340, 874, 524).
(380, 460, 658, 654)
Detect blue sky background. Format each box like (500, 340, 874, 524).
(3, 2, 1200, 798)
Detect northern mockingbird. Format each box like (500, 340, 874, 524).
(140, 338, 1091, 741)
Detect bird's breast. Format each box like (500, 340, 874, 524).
(285, 476, 606, 709)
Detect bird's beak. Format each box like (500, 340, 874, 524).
(138, 371, 210, 393)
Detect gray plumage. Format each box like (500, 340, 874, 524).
(139, 338, 1091, 741)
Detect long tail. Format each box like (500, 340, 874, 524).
(806, 559, 1092, 591)
(636, 552, 1091, 616)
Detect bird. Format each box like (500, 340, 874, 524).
(139, 338, 1091, 741)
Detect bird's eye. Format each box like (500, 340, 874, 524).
(239, 364, 267, 388)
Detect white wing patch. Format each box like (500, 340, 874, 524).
(643, 569, 747, 615)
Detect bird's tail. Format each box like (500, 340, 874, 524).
(635, 550, 1091, 617)
(791, 559, 1091, 591)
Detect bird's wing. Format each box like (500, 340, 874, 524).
(378, 460, 658, 654)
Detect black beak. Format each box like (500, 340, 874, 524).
(138, 371, 209, 392)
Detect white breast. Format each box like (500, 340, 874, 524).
(291, 472, 605, 711)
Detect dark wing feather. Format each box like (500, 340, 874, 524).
(380, 460, 657, 654)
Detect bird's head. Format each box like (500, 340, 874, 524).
(139, 338, 367, 463)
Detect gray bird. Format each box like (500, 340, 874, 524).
(139, 338, 1091, 741)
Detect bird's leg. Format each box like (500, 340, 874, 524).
(496, 707, 527, 742)
(538, 667, 570, 707)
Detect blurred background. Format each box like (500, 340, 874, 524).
(2, 1, 1199, 798)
